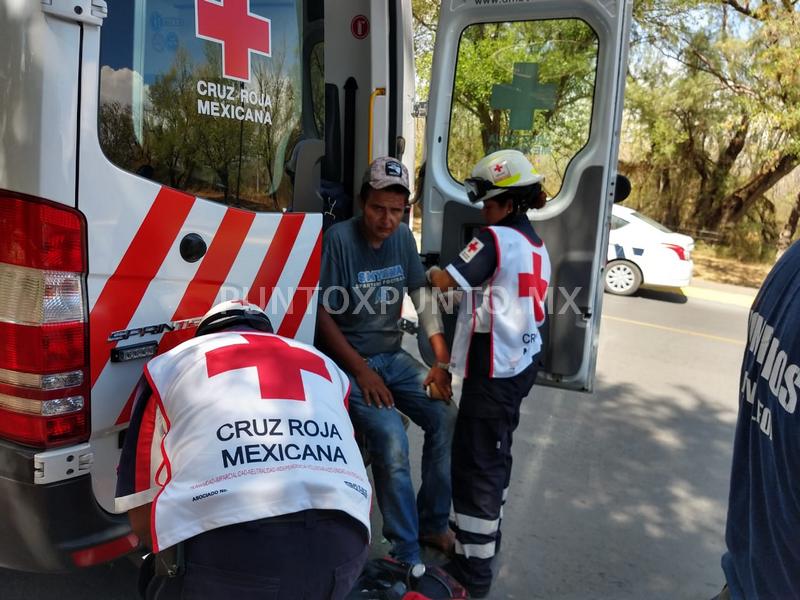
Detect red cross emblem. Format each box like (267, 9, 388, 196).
(196, 0, 271, 82)
(518, 252, 548, 322)
(468, 241, 480, 253)
(206, 334, 331, 401)
(493, 164, 504, 173)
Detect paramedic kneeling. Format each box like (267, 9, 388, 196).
(427, 150, 550, 599)
(115, 301, 371, 600)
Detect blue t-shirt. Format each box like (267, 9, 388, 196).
(722, 240, 800, 600)
(319, 217, 426, 357)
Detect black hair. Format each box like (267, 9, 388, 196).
(491, 182, 545, 213)
(359, 183, 411, 204)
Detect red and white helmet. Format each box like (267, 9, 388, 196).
(465, 149, 544, 203)
(195, 300, 273, 337)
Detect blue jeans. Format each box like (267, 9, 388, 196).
(347, 350, 456, 564)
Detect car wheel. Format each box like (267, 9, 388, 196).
(604, 260, 642, 296)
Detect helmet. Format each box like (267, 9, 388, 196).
(464, 149, 543, 203)
(195, 300, 274, 337)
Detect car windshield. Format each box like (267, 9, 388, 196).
(631, 210, 672, 233)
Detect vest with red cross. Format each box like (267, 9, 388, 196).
(450, 226, 551, 378)
(119, 331, 371, 552)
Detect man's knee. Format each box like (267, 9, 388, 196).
(425, 400, 457, 439)
(359, 416, 410, 466)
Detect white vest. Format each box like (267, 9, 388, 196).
(138, 331, 370, 552)
(451, 226, 551, 378)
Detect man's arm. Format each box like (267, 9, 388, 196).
(128, 504, 152, 549)
(316, 307, 395, 408)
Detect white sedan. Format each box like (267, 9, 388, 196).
(605, 204, 694, 295)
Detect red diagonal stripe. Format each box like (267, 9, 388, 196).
(158, 207, 255, 354)
(246, 214, 305, 308)
(116, 384, 138, 426)
(114, 207, 255, 426)
(277, 230, 322, 339)
(90, 188, 195, 386)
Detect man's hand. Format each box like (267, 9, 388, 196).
(423, 366, 452, 403)
(355, 364, 395, 408)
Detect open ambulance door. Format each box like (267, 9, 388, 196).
(421, 0, 633, 392)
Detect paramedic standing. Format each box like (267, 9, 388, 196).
(711, 239, 800, 600)
(427, 150, 550, 599)
(316, 157, 457, 566)
(116, 301, 371, 600)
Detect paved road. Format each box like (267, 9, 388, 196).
(481, 286, 749, 600)
(0, 285, 751, 599)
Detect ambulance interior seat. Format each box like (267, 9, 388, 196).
(288, 138, 324, 214)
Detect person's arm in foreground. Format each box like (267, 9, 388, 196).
(316, 307, 395, 408)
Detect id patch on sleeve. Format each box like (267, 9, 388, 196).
(459, 238, 485, 263)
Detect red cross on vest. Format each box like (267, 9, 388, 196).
(518, 252, 547, 322)
(196, 0, 271, 82)
(467, 241, 480, 253)
(205, 334, 331, 400)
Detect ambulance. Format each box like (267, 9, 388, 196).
(0, 0, 631, 571)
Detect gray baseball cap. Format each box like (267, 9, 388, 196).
(362, 157, 410, 194)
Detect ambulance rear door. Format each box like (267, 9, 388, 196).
(80, 0, 321, 512)
(421, 0, 633, 391)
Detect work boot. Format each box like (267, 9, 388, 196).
(441, 561, 490, 599)
(419, 529, 455, 555)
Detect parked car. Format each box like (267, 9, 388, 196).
(605, 204, 695, 295)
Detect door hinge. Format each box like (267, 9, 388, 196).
(41, 0, 108, 27)
(34, 443, 94, 485)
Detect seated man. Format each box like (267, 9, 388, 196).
(116, 301, 370, 600)
(316, 157, 456, 565)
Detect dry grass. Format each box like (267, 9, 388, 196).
(692, 248, 772, 289)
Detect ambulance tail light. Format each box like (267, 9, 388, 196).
(0, 191, 90, 448)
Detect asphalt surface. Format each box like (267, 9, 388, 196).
(476, 287, 748, 600)
(0, 284, 751, 599)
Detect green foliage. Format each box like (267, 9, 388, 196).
(413, 0, 800, 259)
(425, 18, 599, 191)
(621, 0, 800, 259)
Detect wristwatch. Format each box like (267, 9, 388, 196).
(433, 361, 450, 371)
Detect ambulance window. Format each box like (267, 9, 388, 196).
(447, 19, 598, 196)
(309, 42, 325, 137)
(98, 0, 303, 212)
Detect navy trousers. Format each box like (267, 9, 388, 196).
(450, 363, 538, 593)
(146, 509, 368, 600)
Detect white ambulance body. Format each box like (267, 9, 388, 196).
(0, 0, 631, 571)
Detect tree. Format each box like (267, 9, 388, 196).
(624, 0, 800, 257)
(411, 7, 600, 190)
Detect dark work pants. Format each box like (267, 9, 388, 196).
(146, 509, 368, 600)
(450, 363, 538, 592)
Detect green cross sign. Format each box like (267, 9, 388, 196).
(491, 63, 557, 131)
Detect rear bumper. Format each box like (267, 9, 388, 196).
(644, 259, 693, 288)
(0, 439, 132, 572)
